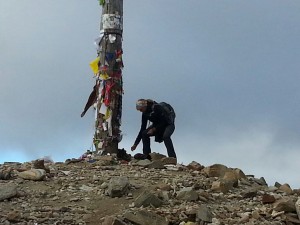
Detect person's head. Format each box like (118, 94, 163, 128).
(136, 99, 148, 112)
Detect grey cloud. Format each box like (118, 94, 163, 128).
(1, 0, 300, 188)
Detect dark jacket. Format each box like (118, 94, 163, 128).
(134, 101, 173, 145)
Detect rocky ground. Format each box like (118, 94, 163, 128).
(1, 150, 300, 225)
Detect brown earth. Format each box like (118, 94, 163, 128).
(1, 153, 300, 225)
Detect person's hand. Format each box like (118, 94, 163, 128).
(147, 128, 156, 135)
(131, 145, 137, 151)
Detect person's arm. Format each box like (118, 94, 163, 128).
(133, 113, 148, 146)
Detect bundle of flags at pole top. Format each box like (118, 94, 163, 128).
(98, 0, 106, 6)
(98, 0, 113, 6)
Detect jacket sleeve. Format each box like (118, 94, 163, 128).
(134, 113, 148, 146)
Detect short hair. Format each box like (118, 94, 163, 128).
(136, 99, 147, 109)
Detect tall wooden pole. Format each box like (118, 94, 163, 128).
(93, 0, 123, 154)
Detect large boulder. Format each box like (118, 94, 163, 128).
(107, 177, 129, 197)
(0, 184, 17, 201)
(203, 164, 228, 177)
(18, 169, 46, 181)
(135, 190, 164, 208)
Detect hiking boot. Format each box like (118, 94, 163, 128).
(133, 153, 147, 160)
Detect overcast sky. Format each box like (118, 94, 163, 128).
(1, 0, 300, 188)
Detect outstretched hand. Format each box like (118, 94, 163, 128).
(131, 145, 137, 151)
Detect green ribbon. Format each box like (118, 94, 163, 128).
(99, 0, 105, 6)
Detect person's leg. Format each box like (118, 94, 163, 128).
(163, 124, 177, 158)
(142, 128, 152, 157)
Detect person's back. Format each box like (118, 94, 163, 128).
(156, 102, 176, 125)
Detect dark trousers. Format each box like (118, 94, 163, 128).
(142, 124, 176, 158)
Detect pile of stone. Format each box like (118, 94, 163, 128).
(1, 151, 300, 225)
